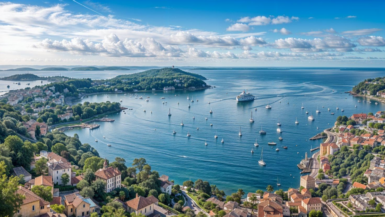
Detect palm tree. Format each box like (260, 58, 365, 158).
(266, 185, 274, 193)
(237, 189, 245, 197)
(250, 194, 258, 214)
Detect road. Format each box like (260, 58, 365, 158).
(181, 191, 209, 216)
(309, 130, 336, 178)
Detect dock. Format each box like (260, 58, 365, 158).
(93, 118, 115, 122)
(310, 133, 327, 140)
(310, 147, 320, 152)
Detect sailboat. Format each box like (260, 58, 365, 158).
(295, 118, 299, 125)
(214, 132, 218, 139)
(168, 108, 171, 117)
(187, 95, 190, 100)
(259, 126, 266, 135)
(258, 148, 266, 166)
(316, 106, 320, 114)
(172, 130, 176, 135)
(187, 132, 191, 137)
(254, 139, 259, 147)
(180, 121, 184, 126)
(205, 141, 208, 146)
(250, 111, 254, 123)
(277, 178, 281, 186)
(277, 121, 281, 126)
(239, 127, 242, 137)
(308, 114, 314, 121)
(221, 138, 224, 143)
(301, 103, 304, 109)
(210, 109, 213, 114)
(251, 149, 254, 154)
(277, 128, 282, 133)
(188, 104, 191, 109)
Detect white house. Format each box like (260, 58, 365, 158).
(95, 160, 121, 193)
(159, 175, 173, 195)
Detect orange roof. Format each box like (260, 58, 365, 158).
(95, 167, 121, 180)
(35, 176, 53, 187)
(347, 125, 354, 129)
(301, 188, 310, 195)
(353, 182, 367, 189)
(125, 195, 158, 211)
(321, 143, 329, 147)
(323, 164, 331, 171)
(303, 197, 322, 205)
(17, 186, 49, 207)
(380, 177, 385, 185)
(51, 196, 61, 206)
(362, 134, 372, 138)
(333, 179, 340, 185)
(330, 143, 339, 149)
(209, 210, 216, 216)
(301, 175, 315, 181)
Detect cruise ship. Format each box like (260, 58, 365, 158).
(236, 91, 255, 102)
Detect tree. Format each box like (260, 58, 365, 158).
(51, 204, 65, 213)
(376, 203, 383, 212)
(77, 180, 89, 190)
(218, 210, 226, 217)
(0, 161, 24, 217)
(266, 185, 274, 192)
(91, 212, 99, 217)
(51, 143, 67, 155)
(158, 193, 166, 203)
(183, 180, 194, 188)
(84, 156, 104, 172)
(35, 125, 41, 138)
(249, 194, 257, 213)
(34, 157, 48, 176)
(119, 191, 126, 201)
(80, 187, 95, 198)
(148, 189, 158, 198)
(309, 210, 322, 217)
(256, 190, 264, 196)
(61, 173, 69, 186)
(32, 185, 53, 202)
(92, 179, 106, 199)
(132, 158, 147, 171)
(84, 169, 96, 184)
(368, 199, 376, 206)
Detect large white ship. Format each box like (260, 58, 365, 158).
(236, 90, 255, 102)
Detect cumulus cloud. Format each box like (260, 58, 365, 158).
(237, 15, 298, 26)
(226, 23, 250, 32)
(358, 36, 385, 46)
(325, 28, 336, 33)
(273, 28, 291, 35)
(301, 31, 323, 36)
(342, 28, 382, 36)
(273, 36, 356, 52)
(347, 16, 356, 19)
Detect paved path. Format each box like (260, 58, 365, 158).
(181, 191, 209, 216)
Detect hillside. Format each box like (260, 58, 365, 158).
(40, 67, 69, 71)
(71, 66, 103, 71)
(3, 67, 38, 71)
(99, 66, 129, 70)
(352, 77, 385, 95)
(0, 73, 45, 81)
(115, 68, 207, 80)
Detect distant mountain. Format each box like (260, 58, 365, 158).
(114, 68, 207, 80)
(4, 67, 39, 71)
(0, 73, 45, 81)
(98, 66, 129, 70)
(40, 67, 69, 71)
(191, 67, 272, 70)
(71, 66, 129, 71)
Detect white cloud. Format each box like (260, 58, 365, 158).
(226, 23, 250, 32)
(84, 0, 112, 13)
(347, 16, 356, 19)
(301, 31, 323, 36)
(308, 17, 314, 19)
(225, 18, 232, 22)
(358, 36, 385, 46)
(325, 28, 336, 33)
(274, 36, 356, 52)
(237, 15, 298, 26)
(342, 28, 382, 36)
(274, 28, 291, 35)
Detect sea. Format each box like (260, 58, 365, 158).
(2, 67, 385, 195)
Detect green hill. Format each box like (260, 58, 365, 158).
(0, 73, 45, 81)
(40, 67, 69, 71)
(71, 67, 103, 71)
(4, 67, 39, 71)
(99, 66, 129, 70)
(115, 68, 206, 80)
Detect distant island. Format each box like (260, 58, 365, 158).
(191, 67, 289, 70)
(1, 66, 130, 71)
(0, 73, 46, 81)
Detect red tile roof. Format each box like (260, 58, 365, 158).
(353, 182, 367, 189)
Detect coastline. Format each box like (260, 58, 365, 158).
(348, 91, 385, 104)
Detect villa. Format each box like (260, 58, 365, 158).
(95, 159, 121, 193)
(158, 175, 173, 195)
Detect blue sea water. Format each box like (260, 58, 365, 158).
(40, 68, 385, 195)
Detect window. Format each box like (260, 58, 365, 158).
(71, 208, 73, 212)
(145, 208, 147, 212)
(150, 206, 151, 210)
(32, 205, 35, 211)
(57, 171, 58, 174)
(41, 206, 44, 209)
(83, 204, 85, 208)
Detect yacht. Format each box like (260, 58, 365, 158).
(172, 130, 176, 135)
(251, 149, 254, 154)
(221, 138, 224, 143)
(258, 148, 266, 166)
(336, 107, 339, 110)
(181, 121, 184, 126)
(279, 137, 283, 141)
(266, 104, 272, 109)
(308, 115, 314, 121)
(277, 128, 282, 133)
(250, 112, 254, 123)
(306, 111, 309, 114)
(341, 109, 344, 112)
(168, 108, 171, 117)
(259, 126, 266, 135)
(239, 127, 242, 137)
(187, 132, 191, 137)
(295, 118, 299, 125)
(301, 103, 304, 109)
(316, 107, 320, 113)
(375, 102, 378, 105)
(268, 142, 277, 146)
(276, 148, 279, 152)
(254, 139, 259, 147)
(277, 178, 281, 186)
(236, 90, 255, 102)
(210, 124, 213, 127)
(328, 108, 330, 111)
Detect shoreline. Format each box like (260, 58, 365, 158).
(348, 91, 385, 104)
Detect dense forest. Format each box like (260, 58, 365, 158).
(352, 77, 385, 95)
(0, 73, 45, 81)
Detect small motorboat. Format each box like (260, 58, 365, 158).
(277, 128, 282, 133)
(279, 137, 283, 141)
(221, 138, 224, 143)
(107, 144, 111, 147)
(197, 127, 199, 131)
(266, 105, 272, 109)
(283, 146, 288, 149)
(331, 113, 335, 115)
(95, 139, 98, 142)
(251, 149, 254, 154)
(205, 141, 208, 146)
(276, 148, 279, 152)
(181, 121, 184, 126)
(254, 139, 259, 147)
(187, 132, 191, 137)
(172, 130, 176, 135)
(268, 142, 277, 146)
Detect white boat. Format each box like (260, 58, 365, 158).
(306, 111, 309, 114)
(341, 109, 344, 112)
(95, 139, 98, 142)
(205, 141, 208, 146)
(254, 139, 259, 147)
(301, 103, 304, 109)
(146, 99, 149, 102)
(355, 105, 357, 108)
(295, 118, 299, 125)
(336, 107, 339, 110)
(250, 111, 254, 123)
(268, 142, 277, 146)
(107, 144, 111, 147)
(172, 130, 176, 135)
(221, 138, 224, 143)
(375, 102, 378, 105)
(214, 132, 218, 139)
(266, 105, 272, 109)
(316, 107, 320, 114)
(277, 178, 281, 186)
(197, 128, 199, 131)
(168, 108, 171, 117)
(255, 108, 257, 111)
(259, 126, 266, 134)
(103, 136, 106, 138)
(205, 117, 208, 120)
(187, 132, 191, 137)
(279, 137, 283, 141)
(277, 122, 281, 126)
(276, 148, 279, 152)
(328, 108, 330, 111)
(236, 90, 255, 102)
(239, 127, 242, 137)
(210, 124, 213, 127)
(308, 115, 314, 121)
(277, 128, 282, 133)
(181, 121, 184, 126)
(258, 148, 266, 166)
(187, 95, 189, 100)
(210, 109, 213, 114)
(251, 149, 254, 154)
(193, 116, 195, 120)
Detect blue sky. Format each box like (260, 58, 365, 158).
(1, 0, 385, 66)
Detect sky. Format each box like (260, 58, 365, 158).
(1, 0, 385, 67)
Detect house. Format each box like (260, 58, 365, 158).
(349, 194, 372, 210)
(158, 175, 173, 195)
(368, 167, 385, 183)
(351, 113, 368, 124)
(26, 175, 58, 197)
(24, 121, 48, 140)
(48, 162, 72, 185)
(301, 197, 322, 213)
(224, 201, 239, 211)
(15, 186, 50, 217)
(64, 192, 99, 217)
(246, 192, 260, 202)
(206, 197, 225, 209)
(300, 175, 315, 189)
(13, 166, 32, 182)
(352, 182, 367, 190)
(71, 175, 84, 186)
(258, 199, 283, 217)
(223, 208, 248, 217)
(58, 113, 73, 120)
(94, 159, 121, 193)
(300, 188, 312, 199)
(125, 194, 158, 216)
(320, 143, 339, 157)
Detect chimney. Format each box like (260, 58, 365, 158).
(136, 193, 138, 198)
